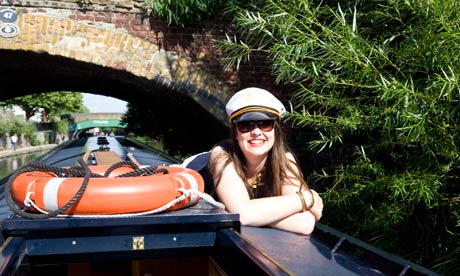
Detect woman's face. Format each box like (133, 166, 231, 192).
(235, 120, 276, 159)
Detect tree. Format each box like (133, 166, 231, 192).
(145, 0, 244, 26)
(0, 109, 16, 136)
(0, 92, 87, 121)
(122, 100, 227, 157)
(218, 0, 460, 274)
(0, 108, 37, 145)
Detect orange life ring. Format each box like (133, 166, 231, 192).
(10, 165, 204, 215)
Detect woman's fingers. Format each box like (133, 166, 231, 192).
(309, 190, 323, 221)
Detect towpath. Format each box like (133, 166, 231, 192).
(0, 144, 57, 158)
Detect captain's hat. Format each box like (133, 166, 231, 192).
(226, 87, 286, 122)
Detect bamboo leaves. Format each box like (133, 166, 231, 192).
(218, 0, 460, 273)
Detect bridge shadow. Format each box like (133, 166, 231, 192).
(0, 49, 229, 155)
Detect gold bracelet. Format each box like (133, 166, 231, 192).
(296, 191, 307, 212)
(305, 189, 315, 210)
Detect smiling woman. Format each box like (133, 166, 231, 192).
(207, 87, 324, 235)
(83, 93, 127, 113)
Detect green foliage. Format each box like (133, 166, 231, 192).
(0, 109, 16, 136)
(0, 92, 86, 121)
(18, 121, 36, 140)
(132, 135, 166, 153)
(29, 133, 41, 146)
(145, 0, 244, 25)
(53, 119, 69, 135)
(0, 109, 35, 138)
(122, 100, 227, 158)
(219, 0, 460, 273)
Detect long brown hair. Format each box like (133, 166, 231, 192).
(208, 120, 308, 198)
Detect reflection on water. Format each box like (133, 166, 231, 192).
(0, 151, 48, 179)
(0, 152, 49, 220)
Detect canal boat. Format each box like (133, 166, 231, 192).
(0, 136, 439, 275)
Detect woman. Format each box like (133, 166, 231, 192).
(208, 87, 323, 235)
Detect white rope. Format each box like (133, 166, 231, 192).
(24, 192, 50, 214)
(24, 188, 225, 218)
(188, 189, 225, 209)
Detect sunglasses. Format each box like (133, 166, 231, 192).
(235, 120, 275, 133)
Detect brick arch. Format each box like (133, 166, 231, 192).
(0, 2, 284, 152)
(0, 46, 231, 152)
(2, 10, 232, 121)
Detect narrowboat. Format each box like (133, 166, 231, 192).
(0, 136, 439, 275)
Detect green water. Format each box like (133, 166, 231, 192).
(0, 151, 48, 179)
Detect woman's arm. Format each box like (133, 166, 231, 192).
(210, 147, 316, 234)
(283, 152, 323, 221)
(214, 162, 307, 225)
(282, 183, 323, 222)
(268, 211, 316, 235)
(267, 155, 323, 235)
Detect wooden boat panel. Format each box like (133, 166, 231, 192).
(92, 151, 123, 165)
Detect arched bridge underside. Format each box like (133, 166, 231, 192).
(0, 1, 236, 151)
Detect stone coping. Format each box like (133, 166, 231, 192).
(0, 144, 57, 158)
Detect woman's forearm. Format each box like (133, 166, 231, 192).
(268, 211, 316, 235)
(229, 194, 306, 226)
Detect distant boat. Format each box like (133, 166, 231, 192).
(0, 136, 439, 275)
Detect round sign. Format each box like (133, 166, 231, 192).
(0, 8, 17, 23)
(0, 23, 19, 38)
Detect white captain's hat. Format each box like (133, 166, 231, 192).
(225, 87, 286, 122)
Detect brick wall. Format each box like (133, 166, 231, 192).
(0, 0, 299, 159)
(0, 1, 286, 97)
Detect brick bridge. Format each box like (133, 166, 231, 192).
(0, 1, 280, 149)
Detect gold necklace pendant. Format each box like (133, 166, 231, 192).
(250, 171, 263, 189)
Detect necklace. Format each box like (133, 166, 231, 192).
(249, 171, 264, 197)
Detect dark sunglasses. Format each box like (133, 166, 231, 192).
(235, 120, 275, 133)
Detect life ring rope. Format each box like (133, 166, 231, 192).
(23, 187, 225, 218)
(5, 159, 94, 219)
(103, 160, 139, 176)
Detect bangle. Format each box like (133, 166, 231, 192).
(296, 191, 308, 212)
(305, 189, 315, 210)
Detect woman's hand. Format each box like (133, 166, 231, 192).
(305, 189, 323, 221)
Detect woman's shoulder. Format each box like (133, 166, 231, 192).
(285, 151, 301, 169)
(286, 150, 296, 161)
(210, 139, 235, 164)
(209, 140, 235, 174)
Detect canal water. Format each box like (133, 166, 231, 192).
(0, 150, 49, 179)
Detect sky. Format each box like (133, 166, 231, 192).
(82, 93, 127, 113)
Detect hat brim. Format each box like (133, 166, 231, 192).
(232, 111, 278, 122)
